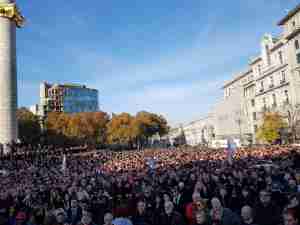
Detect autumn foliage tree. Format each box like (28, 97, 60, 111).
(45, 111, 110, 146)
(106, 113, 133, 146)
(256, 112, 287, 144)
(43, 109, 168, 148)
(106, 111, 169, 149)
(17, 107, 41, 144)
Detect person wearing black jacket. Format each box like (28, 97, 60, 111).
(159, 201, 186, 225)
(132, 200, 153, 225)
(254, 190, 281, 225)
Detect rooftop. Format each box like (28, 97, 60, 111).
(222, 69, 252, 89)
(43, 82, 98, 91)
(278, 3, 300, 26)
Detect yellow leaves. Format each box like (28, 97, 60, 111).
(46, 111, 109, 144)
(106, 111, 169, 146)
(256, 112, 287, 144)
(107, 113, 133, 144)
(45, 110, 168, 147)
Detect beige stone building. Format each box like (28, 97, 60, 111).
(218, 4, 300, 144)
(167, 4, 300, 146)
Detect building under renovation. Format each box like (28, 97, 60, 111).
(35, 82, 99, 117)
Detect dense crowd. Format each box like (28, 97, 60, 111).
(0, 145, 300, 225)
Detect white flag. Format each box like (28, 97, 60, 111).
(62, 154, 67, 172)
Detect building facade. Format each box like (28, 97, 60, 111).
(218, 4, 300, 144)
(38, 82, 99, 117)
(166, 5, 300, 146)
(170, 4, 300, 146)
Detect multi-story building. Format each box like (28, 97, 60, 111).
(38, 82, 99, 117)
(167, 4, 300, 146)
(182, 116, 215, 146)
(216, 4, 300, 144)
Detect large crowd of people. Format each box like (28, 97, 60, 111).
(0, 144, 300, 225)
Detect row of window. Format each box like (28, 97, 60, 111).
(256, 51, 284, 76)
(258, 70, 286, 92)
(251, 90, 289, 121)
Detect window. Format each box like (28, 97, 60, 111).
(284, 90, 289, 103)
(297, 53, 300, 64)
(293, 21, 296, 27)
(272, 93, 277, 106)
(263, 97, 266, 107)
(278, 51, 283, 64)
(281, 70, 286, 82)
(251, 99, 255, 107)
(253, 112, 257, 121)
(295, 40, 299, 50)
(227, 88, 231, 97)
(254, 125, 258, 133)
(269, 76, 274, 87)
(265, 45, 271, 65)
(260, 81, 264, 91)
(258, 64, 262, 75)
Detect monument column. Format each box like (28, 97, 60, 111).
(0, 0, 24, 153)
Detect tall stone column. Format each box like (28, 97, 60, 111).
(0, 0, 24, 154)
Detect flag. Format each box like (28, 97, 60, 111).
(226, 138, 237, 165)
(62, 154, 67, 172)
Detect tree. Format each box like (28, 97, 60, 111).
(45, 112, 71, 146)
(256, 112, 287, 144)
(17, 107, 41, 144)
(106, 111, 169, 149)
(284, 103, 300, 143)
(89, 111, 110, 145)
(45, 111, 110, 146)
(134, 111, 169, 147)
(106, 113, 133, 146)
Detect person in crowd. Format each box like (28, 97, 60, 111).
(153, 194, 164, 216)
(103, 212, 114, 225)
(240, 188, 253, 208)
(0, 144, 300, 225)
(283, 209, 299, 225)
(286, 194, 300, 220)
(131, 200, 153, 225)
(79, 211, 95, 225)
(193, 210, 211, 225)
(254, 190, 281, 225)
(54, 208, 67, 225)
(241, 206, 258, 225)
(67, 199, 82, 225)
(210, 197, 241, 225)
(15, 211, 28, 225)
(159, 201, 186, 225)
(186, 192, 207, 225)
